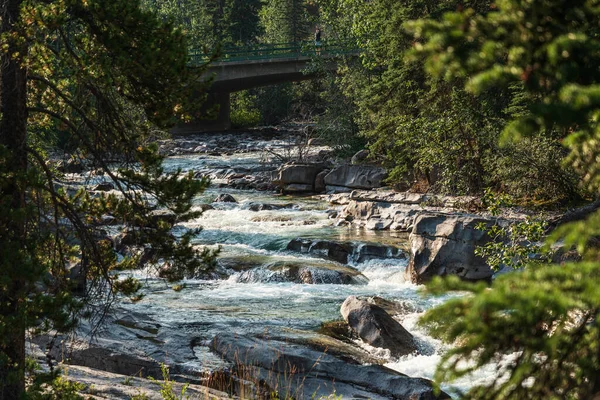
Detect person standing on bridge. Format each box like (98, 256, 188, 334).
(315, 27, 322, 55)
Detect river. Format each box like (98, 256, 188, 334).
(107, 130, 498, 398)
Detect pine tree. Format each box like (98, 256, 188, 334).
(407, 0, 600, 397)
(0, 1, 213, 398)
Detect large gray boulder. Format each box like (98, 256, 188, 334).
(210, 333, 448, 400)
(32, 309, 197, 380)
(341, 296, 417, 358)
(272, 164, 325, 192)
(407, 212, 496, 283)
(324, 165, 387, 190)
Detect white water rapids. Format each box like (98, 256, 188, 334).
(109, 142, 499, 398)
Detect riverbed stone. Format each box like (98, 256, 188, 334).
(340, 296, 417, 358)
(234, 261, 368, 285)
(148, 209, 178, 226)
(354, 244, 406, 264)
(60, 365, 232, 400)
(407, 212, 497, 283)
(324, 165, 387, 190)
(272, 163, 325, 188)
(213, 194, 237, 203)
(314, 169, 329, 193)
(209, 333, 447, 399)
(351, 149, 370, 165)
(247, 202, 296, 211)
(287, 238, 405, 265)
(92, 182, 115, 192)
(286, 238, 352, 264)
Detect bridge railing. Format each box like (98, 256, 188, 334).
(188, 40, 357, 65)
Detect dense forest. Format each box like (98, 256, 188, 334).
(2, 0, 600, 399)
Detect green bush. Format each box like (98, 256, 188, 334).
(230, 90, 262, 128)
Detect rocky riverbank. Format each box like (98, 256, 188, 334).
(39, 126, 570, 399)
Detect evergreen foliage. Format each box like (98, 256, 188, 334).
(319, 0, 582, 198)
(143, 0, 262, 48)
(404, 0, 600, 397)
(0, 0, 214, 398)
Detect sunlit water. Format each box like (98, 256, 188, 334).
(113, 147, 497, 397)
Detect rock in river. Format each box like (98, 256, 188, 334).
(407, 212, 497, 283)
(213, 193, 237, 203)
(210, 333, 449, 400)
(233, 260, 368, 285)
(324, 165, 387, 191)
(341, 296, 417, 358)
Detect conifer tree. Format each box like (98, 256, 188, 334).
(406, 0, 600, 398)
(0, 0, 213, 398)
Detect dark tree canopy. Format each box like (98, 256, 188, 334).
(0, 0, 214, 398)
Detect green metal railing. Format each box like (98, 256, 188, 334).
(188, 40, 357, 65)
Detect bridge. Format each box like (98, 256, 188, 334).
(173, 41, 356, 132)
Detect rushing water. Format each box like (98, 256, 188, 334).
(113, 140, 496, 397)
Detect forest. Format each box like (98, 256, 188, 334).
(1, 0, 600, 399)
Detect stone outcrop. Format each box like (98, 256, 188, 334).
(407, 212, 497, 283)
(272, 163, 326, 193)
(332, 190, 481, 232)
(213, 193, 237, 203)
(92, 182, 115, 192)
(56, 365, 232, 400)
(148, 209, 178, 226)
(32, 309, 203, 380)
(247, 202, 296, 211)
(272, 164, 389, 194)
(210, 333, 448, 400)
(340, 296, 417, 358)
(286, 238, 405, 265)
(324, 165, 387, 191)
(287, 238, 353, 264)
(233, 260, 368, 285)
(351, 149, 370, 165)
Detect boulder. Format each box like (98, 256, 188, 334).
(115, 229, 139, 251)
(287, 238, 352, 264)
(59, 365, 232, 400)
(233, 261, 368, 285)
(354, 244, 406, 264)
(213, 193, 237, 203)
(66, 261, 86, 294)
(248, 202, 296, 212)
(92, 182, 115, 192)
(210, 333, 447, 400)
(365, 296, 423, 316)
(324, 165, 386, 190)
(351, 149, 370, 165)
(272, 164, 325, 188)
(96, 214, 119, 226)
(341, 296, 417, 358)
(32, 308, 202, 380)
(287, 238, 405, 265)
(407, 212, 496, 283)
(148, 209, 177, 226)
(314, 169, 329, 193)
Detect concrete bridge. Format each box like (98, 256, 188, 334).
(173, 41, 353, 132)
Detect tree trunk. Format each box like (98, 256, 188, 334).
(0, 0, 29, 398)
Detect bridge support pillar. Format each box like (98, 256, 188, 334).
(171, 92, 231, 133)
